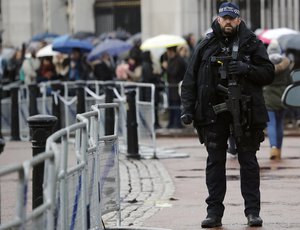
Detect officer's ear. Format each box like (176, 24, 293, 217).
(236, 17, 242, 25)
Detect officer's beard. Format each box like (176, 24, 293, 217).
(222, 25, 238, 37)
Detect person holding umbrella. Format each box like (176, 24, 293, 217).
(126, 54, 142, 82)
(52, 35, 92, 81)
(164, 45, 186, 129)
(36, 56, 57, 83)
(21, 48, 40, 85)
(141, 51, 162, 128)
(53, 53, 70, 80)
(2, 48, 23, 84)
(92, 52, 115, 81)
(263, 40, 294, 160)
(68, 48, 89, 81)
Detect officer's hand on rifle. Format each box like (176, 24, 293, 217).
(181, 113, 194, 125)
(228, 61, 250, 75)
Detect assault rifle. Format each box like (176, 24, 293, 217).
(210, 42, 251, 140)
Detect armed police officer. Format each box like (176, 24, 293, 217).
(181, 2, 274, 228)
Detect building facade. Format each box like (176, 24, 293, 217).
(0, 0, 299, 47)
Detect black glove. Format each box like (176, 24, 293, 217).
(228, 61, 250, 75)
(181, 114, 193, 125)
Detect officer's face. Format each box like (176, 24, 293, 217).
(217, 15, 241, 36)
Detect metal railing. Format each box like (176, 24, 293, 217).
(0, 151, 56, 229)
(1, 81, 157, 157)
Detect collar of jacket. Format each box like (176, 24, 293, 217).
(211, 19, 256, 48)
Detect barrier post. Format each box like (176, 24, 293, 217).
(51, 83, 62, 132)
(28, 83, 39, 116)
(0, 84, 4, 154)
(76, 80, 86, 114)
(10, 86, 20, 141)
(0, 138, 4, 154)
(0, 84, 2, 138)
(27, 114, 57, 209)
(125, 89, 140, 159)
(105, 86, 115, 135)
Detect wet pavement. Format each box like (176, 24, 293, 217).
(0, 135, 300, 230)
(142, 136, 300, 230)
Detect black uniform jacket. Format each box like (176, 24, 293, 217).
(181, 20, 275, 127)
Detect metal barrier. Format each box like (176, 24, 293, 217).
(113, 82, 156, 158)
(1, 83, 29, 140)
(0, 97, 11, 136)
(1, 81, 157, 157)
(0, 101, 172, 230)
(46, 121, 89, 230)
(77, 103, 120, 228)
(0, 152, 56, 229)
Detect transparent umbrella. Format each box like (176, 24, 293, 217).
(258, 28, 298, 44)
(36, 44, 60, 57)
(140, 34, 186, 50)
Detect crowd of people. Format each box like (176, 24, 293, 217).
(0, 19, 299, 137)
(0, 32, 199, 130)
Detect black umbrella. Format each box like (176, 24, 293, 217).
(99, 30, 131, 41)
(115, 29, 131, 41)
(72, 31, 95, 40)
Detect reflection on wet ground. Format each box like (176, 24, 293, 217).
(260, 166, 300, 171)
(176, 164, 300, 181)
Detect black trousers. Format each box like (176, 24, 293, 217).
(196, 112, 262, 218)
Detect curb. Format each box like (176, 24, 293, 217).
(106, 227, 172, 230)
